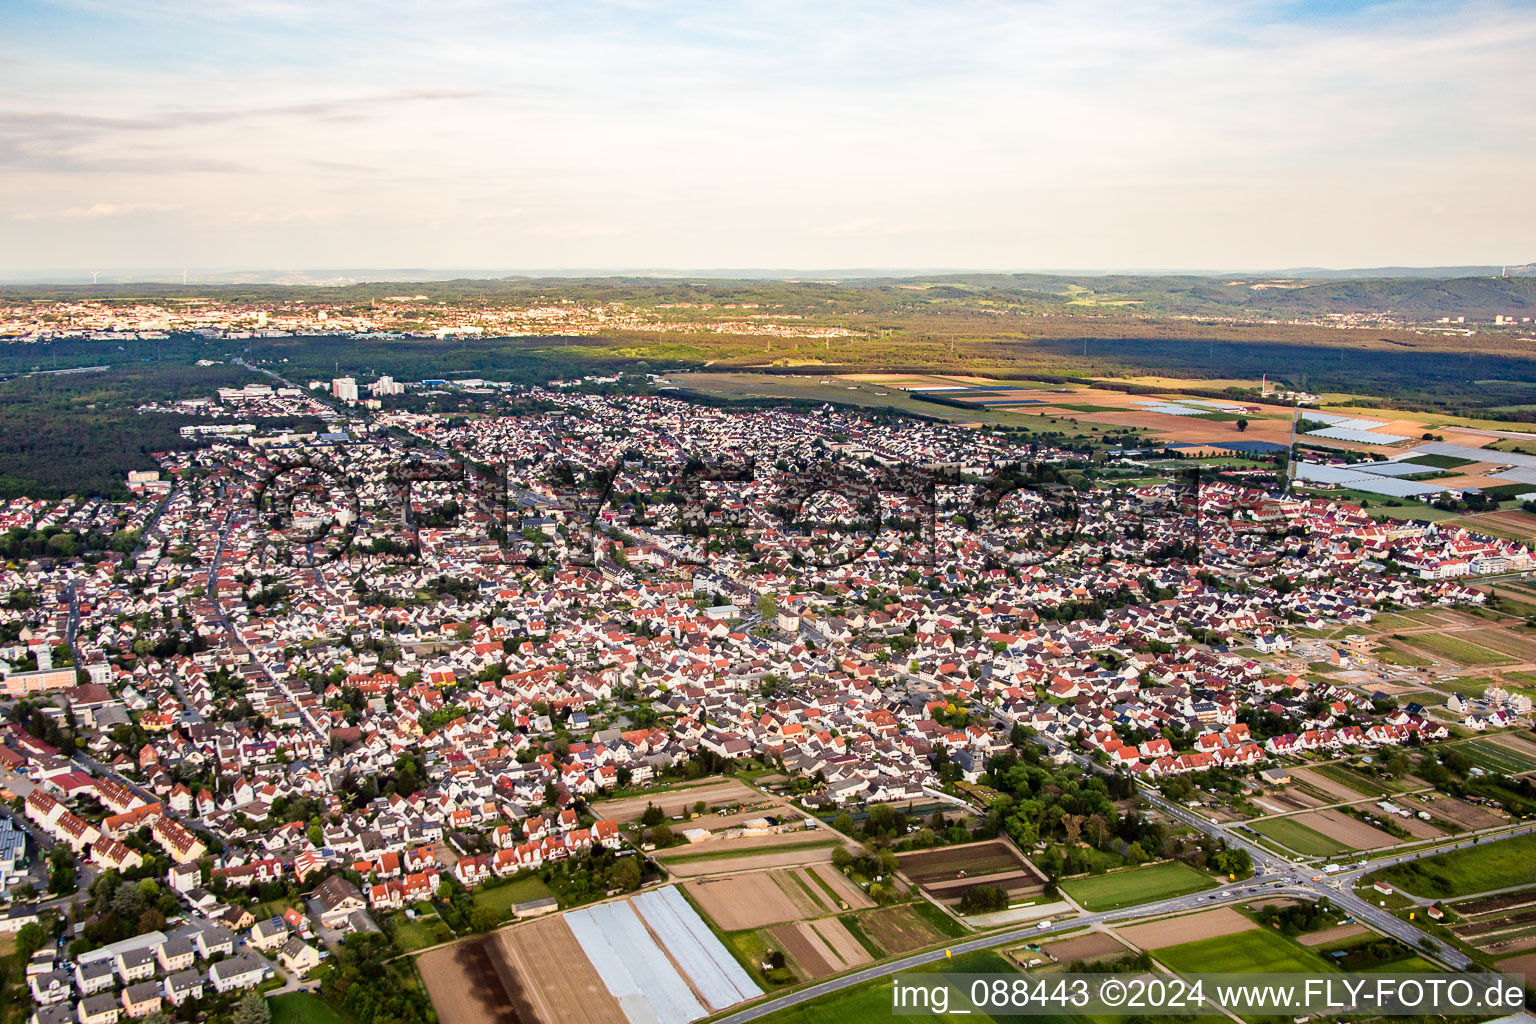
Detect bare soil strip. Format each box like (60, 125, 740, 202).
(1293, 808, 1402, 849)
(1044, 932, 1130, 962)
(663, 845, 839, 878)
(686, 872, 804, 930)
(1113, 907, 1256, 951)
(1298, 923, 1369, 946)
(808, 917, 872, 969)
(809, 863, 874, 910)
(772, 922, 834, 977)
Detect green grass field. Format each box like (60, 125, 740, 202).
(1249, 817, 1349, 857)
(386, 912, 454, 952)
(470, 875, 558, 918)
(1060, 861, 1217, 911)
(1157, 928, 1336, 975)
(270, 993, 354, 1024)
(754, 951, 1015, 1023)
(1376, 644, 1435, 668)
(1396, 633, 1514, 667)
(1363, 955, 1438, 973)
(1369, 832, 1536, 898)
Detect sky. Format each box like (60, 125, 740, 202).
(3, 0, 1535, 275)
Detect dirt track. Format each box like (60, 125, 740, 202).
(592, 779, 763, 822)
(662, 844, 839, 878)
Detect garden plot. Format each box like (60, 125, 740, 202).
(895, 840, 1047, 906)
(770, 918, 873, 979)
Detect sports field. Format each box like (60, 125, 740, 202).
(1060, 861, 1217, 911)
(1368, 833, 1536, 898)
(1156, 928, 1336, 975)
(1248, 817, 1350, 857)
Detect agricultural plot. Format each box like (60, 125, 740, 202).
(1113, 906, 1256, 951)
(1293, 764, 1390, 800)
(419, 919, 627, 1024)
(1248, 816, 1350, 857)
(1290, 808, 1403, 850)
(1040, 932, 1129, 963)
(1459, 627, 1536, 662)
(685, 872, 804, 930)
(770, 917, 873, 978)
(1060, 861, 1216, 912)
(852, 904, 952, 955)
(1368, 832, 1536, 898)
(1453, 738, 1536, 775)
(591, 779, 764, 822)
(567, 901, 705, 1024)
(1156, 927, 1335, 975)
(1499, 951, 1536, 976)
(562, 890, 763, 1024)
(1488, 731, 1536, 764)
(653, 832, 846, 876)
(632, 887, 763, 1011)
(895, 839, 1047, 907)
(1297, 923, 1369, 946)
(1396, 632, 1514, 667)
(808, 863, 875, 910)
(1449, 887, 1536, 958)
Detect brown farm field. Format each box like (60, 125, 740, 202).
(418, 918, 628, 1024)
(1292, 808, 1403, 850)
(771, 918, 873, 978)
(662, 846, 840, 877)
(808, 863, 875, 910)
(895, 840, 1047, 904)
(1113, 907, 1256, 951)
(1288, 767, 1372, 804)
(1298, 923, 1370, 946)
(1498, 952, 1536, 976)
(591, 779, 764, 822)
(1400, 794, 1506, 831)
(1043, 932, 1130, 962)
(854, 905, 948, 955)
(685, 872, 804, 930)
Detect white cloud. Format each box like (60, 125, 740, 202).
(2, 0, 1534, 269)
(13, 202, 177, 221)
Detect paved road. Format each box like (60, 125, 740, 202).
(715, 731, 1520, 1022)
(715, 874, 1312, 1024)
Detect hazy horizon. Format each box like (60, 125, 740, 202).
(5, 0, 1535, 273)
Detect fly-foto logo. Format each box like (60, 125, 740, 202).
(241, 448, 1253, 579)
